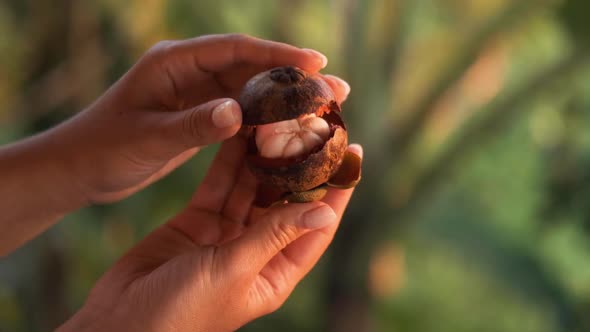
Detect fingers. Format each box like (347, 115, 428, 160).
(220, 202, 338, 277)
(322, 74, 351, 104)
(146, 98, 242, 159)
(168, 139, 250, 245)
(251, 145, 363, 303)
(140, 34, 349, 111)
(158, 98, 242, 151)
(167, 209, 229, 246)
(191, 136, 247, 212)
(221, 165, 258, 224)
(154, 34, 327, 74)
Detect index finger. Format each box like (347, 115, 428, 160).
(322, 74, 351, 105)
(168, 34, 328, 73)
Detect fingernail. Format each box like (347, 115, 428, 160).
(302, 205, 337, 229)
(303, 48, 328, 68)
(212, 100, 241, 128)
(348, 143, 363, 158)
(325, 75, 351, 96)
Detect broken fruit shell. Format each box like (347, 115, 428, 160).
(238, 66, 361, 207)
(327, 150, 362, 189)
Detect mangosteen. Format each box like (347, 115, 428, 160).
(238, 66, 361, 207)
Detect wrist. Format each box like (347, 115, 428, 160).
(23, 129, 91, 211)
(0, 128, 90, 254)
(29, 110, 104, 207)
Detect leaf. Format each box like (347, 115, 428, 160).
(558, 0, 590, 44)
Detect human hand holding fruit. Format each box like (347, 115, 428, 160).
(54, 35, 362, 331)
(0, 34, 354, 255)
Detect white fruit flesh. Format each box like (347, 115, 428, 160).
(256, 114, 330, 159)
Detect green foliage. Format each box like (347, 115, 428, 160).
(559, 0, 590, 45)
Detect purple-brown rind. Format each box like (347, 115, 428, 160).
(238, 66, 337, 125)
(240, 66, 354, 199)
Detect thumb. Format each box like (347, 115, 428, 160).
(220, 202, 338, 278)
(162, 98, 242, 150)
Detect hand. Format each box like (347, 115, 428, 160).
(59, 138, 362, 330)
(58, 62, 357, 331)
(0, 33, 353, 257)
(44, 33, 350, 204)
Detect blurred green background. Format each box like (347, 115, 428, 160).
(1, 0, 590, 331)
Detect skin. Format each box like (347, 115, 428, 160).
(0, 34, 360, 331)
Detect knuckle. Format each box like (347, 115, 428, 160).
(268, 218, 298, 252)
(181, 108, 207, 146)
(147, 40, 177, 60)
(226, 33, 251, 43)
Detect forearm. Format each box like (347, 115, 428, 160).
(0, 130, 86, 255)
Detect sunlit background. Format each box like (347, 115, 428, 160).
(1, 0, 590, 331)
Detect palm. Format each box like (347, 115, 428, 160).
(78, 135, 361, 332)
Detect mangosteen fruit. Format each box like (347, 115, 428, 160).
(238, 66, 361, 207)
